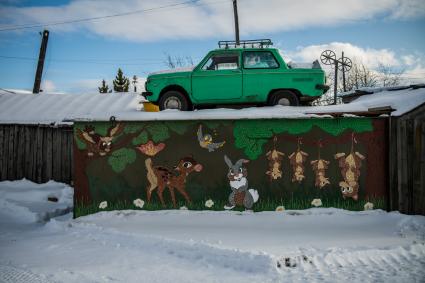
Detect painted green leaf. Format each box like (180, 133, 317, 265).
(164, 121, 191, 135)
(132, 131, 148, 145)
(124, 123, 145, 134)
(107, 148, 136, 173)
(146, 123, 169, 142)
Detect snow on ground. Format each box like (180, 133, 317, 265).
(1, 180, 425, 283)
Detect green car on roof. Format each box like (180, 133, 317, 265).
(143, 39, 329, 111)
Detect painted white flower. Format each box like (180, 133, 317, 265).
(311, 198, 322, 207)
(275, 206, 285, 212)
(179, 206, 188, 210)
(99, 201, 107, 209)
(364, 202, 374, 210)
(133, 198, 145, 209)
(205, 199, 214, 208)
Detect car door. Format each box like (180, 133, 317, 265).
(191, 52, 242, 103)
(242, 50, 281, 101)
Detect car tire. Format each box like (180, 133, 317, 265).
(158, 91, 190, 111)
(269, 90, 299, 106)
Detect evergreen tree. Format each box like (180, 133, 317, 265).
(98, 79, 109, 93)
(113, 68, 129, 92)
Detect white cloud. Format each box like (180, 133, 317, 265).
(286, 42, 399, 68)
(402, 64, 425, 84)
(1, 0, 424, 41)
(389, 0, 425, 19)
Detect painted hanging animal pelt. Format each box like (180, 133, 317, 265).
(288, 138, 308, 183)
(266, 136, 284, 181)
(334, 133, 366, 201)
(310, 140, 330, 188)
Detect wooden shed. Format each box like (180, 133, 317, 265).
(0, 89, 140, 185)
(0, 86, 424, 215)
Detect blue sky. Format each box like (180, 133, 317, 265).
(0, 0, 424, 93)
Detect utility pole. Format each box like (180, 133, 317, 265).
(33, 30, 49, 94)
(342, 51, 346, 92)
(232, 0, 240, 45)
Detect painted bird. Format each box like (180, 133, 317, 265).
(197, 125, 225, 152)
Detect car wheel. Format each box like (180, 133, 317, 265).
(269, 90, 299, 106)
(158, 91, 190, 111)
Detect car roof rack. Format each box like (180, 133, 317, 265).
(218, 39, 273, 49)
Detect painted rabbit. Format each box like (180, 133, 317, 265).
(224, 155, 259, 210)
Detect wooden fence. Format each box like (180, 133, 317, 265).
(0, 124, 73, 184)
(389, 104, 425, 215)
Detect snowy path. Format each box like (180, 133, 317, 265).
(1, 180, 425, 282)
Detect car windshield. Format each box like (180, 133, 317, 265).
(202, 54, 239, 70)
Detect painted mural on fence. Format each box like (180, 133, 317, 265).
(73, 118, 387, 217)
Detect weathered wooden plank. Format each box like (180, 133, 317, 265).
(420, 122, 425, 215)
(16, 126, 25, 179)
(41, 126, 48, 182)
(0, 126, 4, 180)
(406, 119, 414, 214)
(30, 126, 37, 182)
(51, 128, 58, 180)
(68, 128, 74, 183)
(70, 128, 75, 185)
(2, 126, 10, 180)
(388, 118, 398, 211)
(7, 125, 15, 180)
(45, 127, 53, 181)
(36, 126, 43, 183)
(23, 126, 32, 179)
(62, 129, 70, 183)
(397, 120, 407, 213)
(54, 128, 62, 181)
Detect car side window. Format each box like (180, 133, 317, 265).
(202, 54, 239, 71)
(243, 51, 279, 69)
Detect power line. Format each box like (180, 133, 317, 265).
(0, 0, 228, 32)
(0, 55, 164, 65)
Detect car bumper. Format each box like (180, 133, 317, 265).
(315, 84, 330, 93)
(142, 91, 153, 98)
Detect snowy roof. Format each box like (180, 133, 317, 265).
(0, 87, 424, 125)
(0, 91, 142, 125)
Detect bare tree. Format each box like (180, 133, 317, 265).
(164, 53, 194, 69)
(343, 60, 378, 91)
(377, 64, 404, 87)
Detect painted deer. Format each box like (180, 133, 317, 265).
(288, 138, 309, 183)
(310, 140, 330, 189)
(334, 133, 366, 200)
(266, 136, 284, 181)
(76, 123, 124, 157)
(145, 156, 203, 208)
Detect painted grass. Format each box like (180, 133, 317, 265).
(74, 197, 386, 218)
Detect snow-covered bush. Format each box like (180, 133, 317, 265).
(133, 198, 145, 209)
(311, 199, 322, 207)
(179, 206, 188, 210)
